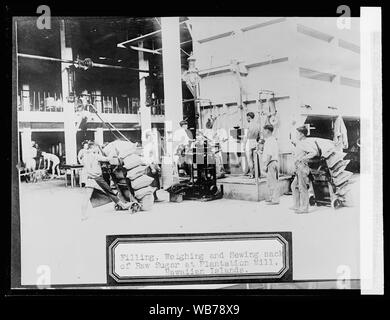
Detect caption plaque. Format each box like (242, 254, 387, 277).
(106, 232, 292, 285)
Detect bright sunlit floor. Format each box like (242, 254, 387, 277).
(19, 175, 360, 288)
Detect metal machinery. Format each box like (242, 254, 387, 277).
(167, 139, 223, 201)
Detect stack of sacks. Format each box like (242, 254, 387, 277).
(309, 138, 336, 159)
(124, 155, 155, 211)
(103, 139, 138, 162)
(103, 140, 156, 211)
(111, 167, 132, 201)
(309, 138, 353, 201)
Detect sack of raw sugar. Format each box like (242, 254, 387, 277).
(123, 154, 144, 170)
(128, 165, 147, 181)
(308, 138, 336, 158)
(131, 174, 154, 190)
(114, 140, 138, 158)
(103, 139, 138, 159)
(139, 193, 155, 211)
(134, 186, 156, 199)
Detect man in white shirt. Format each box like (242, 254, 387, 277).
(172, 120, 193, 172)
(173, 120, 192, 152)
(81, 142, 132, 220)
(42, 151, 61, 178)
(215, 127, 229, 169)
(244, 112, 261, 178)
(290, 126, 319, 213)
(262, 124, 280, 204)
(78, 140, 89, 187)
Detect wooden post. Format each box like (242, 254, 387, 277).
(161, 17, 183, 160)
(20, 128, 32, 164)
(60, 20, 77, 165)
(254, 150, 260, 201)
(111, 96, 114, 113)
(138, 41, 152, 143)
(94, 127, 104, 145)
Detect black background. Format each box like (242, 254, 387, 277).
(3, 0, 387, 315)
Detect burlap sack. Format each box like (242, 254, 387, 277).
(308, 138, 336, 158)
(108, 157, 120, 165)
(131, 174, 154, 190)
(139, 193, 154, 211)
(128, 165, 147, 181)
(123, 154, 144, 170)
(134, 186, 156, 199)
(103, 140, 138, 159)
(330, 160, 351, 177)
(326, 152, 347, 168)
(333, 170, 353, 186)
(102, 141, 119, 158)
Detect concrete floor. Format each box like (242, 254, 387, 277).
(18, 175, 360, 288)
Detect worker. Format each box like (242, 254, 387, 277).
(42, 151, 61, 179)
(143, 129, 161, 165)
(202, 117, 216, 141)
(24, 141, 38, 182)
(333, 115, 348, 151)
(173, 120, 192, 154)
(243, 112, 261, 178)
(172, 120, 193, 175)
(81, 141, 132, 221)
(201, 117, 225, 178)
(33, 143, 43, 170)
(290, 126, 318, 213)
(143, 130, 162, 201)
(215, 127, 229, 171)
(78, 140, 89, 187)
(262, 124, 280, 205)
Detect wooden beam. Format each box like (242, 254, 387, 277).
(196, 18, 287, 44)
(117, 20, 188, 48)
(184, 20, 195, 41)
(138, 41, 152, 142)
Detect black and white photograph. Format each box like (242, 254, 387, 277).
(8, 7, 383, 295)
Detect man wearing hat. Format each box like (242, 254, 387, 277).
(172, 120, 193, 174)
(262, 124, 280, 204)
(290, 125, 318, 213)
(173, 120, 193, 152)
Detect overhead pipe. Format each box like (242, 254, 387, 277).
(17, 53, 152, 74)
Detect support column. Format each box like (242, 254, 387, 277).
(60, 19, 77, 164)
(60, 19, 73, 102)
(64, 102, 77, 164)
(161, 17, 183, 159)
(20, 127, 32, 164)
(94, 127, 104, 145)
(138, 41, 152, 143)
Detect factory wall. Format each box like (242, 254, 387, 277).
(192, 17, 360, 153)
(291, 17, 360, 118)
(297, 77, 360, 118)
(191, 17, 294, 71)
